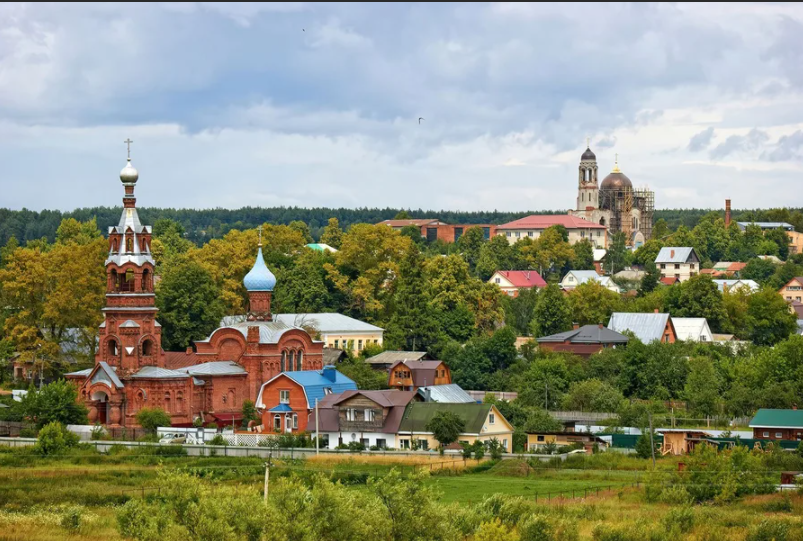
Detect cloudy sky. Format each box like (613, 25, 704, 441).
(1, 2, 803, 212)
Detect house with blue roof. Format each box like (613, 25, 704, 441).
(255, 366, 356, 434)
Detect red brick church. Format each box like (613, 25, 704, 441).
(66, 151, 323, 427)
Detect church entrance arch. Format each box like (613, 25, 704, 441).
(91, 390, 109, 425)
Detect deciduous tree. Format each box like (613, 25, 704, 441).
(426, 411, 465, 453)
(320, 217, 344, 249)
(530, 285, 572, 337)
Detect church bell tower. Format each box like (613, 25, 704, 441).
(577, 139, 599, 211)
(96, 140, 164, 374)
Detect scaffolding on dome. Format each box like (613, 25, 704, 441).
(599, 187, 655, 246)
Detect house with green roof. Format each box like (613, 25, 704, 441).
(749, 408, 803, 441)
(397, 402, 514, 452)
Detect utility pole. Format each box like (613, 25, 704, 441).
(648, 412, 656, 469)
(263, 459, 270, 504)
(544, 382, 548, 411)
(315, 398, 319, 456)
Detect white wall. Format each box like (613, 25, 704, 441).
(318, 431, 397, 449)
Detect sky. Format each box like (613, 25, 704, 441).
(1, 2, 803, 213)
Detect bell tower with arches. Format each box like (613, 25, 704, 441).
(577, 139, 599, 211)
(96, 139, 163, 375)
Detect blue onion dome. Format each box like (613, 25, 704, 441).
(243, 247, 276, 291)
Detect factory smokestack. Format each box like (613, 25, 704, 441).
(725, 199, 732, 228)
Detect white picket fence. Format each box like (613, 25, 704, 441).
(219, 433, 273, 447)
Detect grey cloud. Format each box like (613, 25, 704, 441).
(688, 127, 715, 152)
(596, 136, 617, 150)
(762, 130, 803, 162)
(709, 128, 769, 159)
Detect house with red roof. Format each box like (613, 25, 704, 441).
(496, 215, 608, 248)
(488, 270, 547, 297)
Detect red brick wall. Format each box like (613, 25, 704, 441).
(418, 224, 498, 243)
(259, 375, 310, 433)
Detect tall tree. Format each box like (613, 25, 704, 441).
(531, 285, 572, 337)
(633, 239, 664, 266)
(273, 249, 334, 313)
(476, 235, 517, 281)
(741, 258, 776, 286)
(652, 219, 671, 240)
(385, 248, 438, 351)
(568, 280, 621, 326)
(765, 227, 790, 260)
(571, 239, 595, 270)
(684, 356, 721, 417)
(746, 287, 799, 346)
(320, 217, 344, 249)
(426, 411, 465, 453)
(606, 232, 628, 275)
(288, 220, 314, 243)
(522, 226, 574, 279)
(664, 275, 727, 332)
(455, 226, 485, 275)
(639, 261, 660, 295)
(503, 286, 539, 336)
(156, 257, 225, 350)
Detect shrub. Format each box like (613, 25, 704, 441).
(488, 438, 505, 460)
(473, 440, 486, 461)
(90, 424, 105, 441)
(19, 426, 37, 438)
(763, 495, 793, 513)
(135, 408, 172, 434)
(663, 506, 695, 534)
(519, 514, 554, 541)
(347, 441, 365, 452)
(658, 485, 692, 505)
(634, 433, 656, 459)
(60, 505, 83, 531)
(746, 519, 795, 541)
(474, 519, 520, 541)
(208, 434, 227, 446)
(461, 442, 473, 460)
(35, 421, 79, 456)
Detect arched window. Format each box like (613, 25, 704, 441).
(142, 339, 153, 356)
(136, 389, 146, 408)
(164, 392, 171, 413)
(297, 351, 303, 371)
(280, 351, 286, 372)
(140, 238, 148, 253)
(288, 351, 294, 372)
(599, 217, 606, 226)
(108, 339, 119, 358)
(142, 269, 151, 292)
(121, 269, 135, 292)
(126, 237, 134, 252)
(112, 238, 118, 252)
(176, 392, 183, 413)
(110, 269, 118, 291)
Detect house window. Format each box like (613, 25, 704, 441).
(581, 230, 585, 238)
(376, 438, 387, 449)
(776, 432, 783, 439)
(763, 431, 769, 438)
(664, 334, 670, 343)
(489, 413, 495, 425)
(286, 416, 292, 431)
(537, 435, 545, 442)
(373, 340, 378, 344)
(360, 438, 370, 447)
(495, 278, 500, 284)
(417, 439, 429, 450)
(358, 340, 363, 351)
(674, 264, 680, 270)
(365, 409, 375, 422)
(274, 415, 281, 431)
(454, 227, 463, 241)
(280, 390, 290, 404)
(334, 340, 339, 349)
(660, 264, 666, 269)
(506, 232, 512, 238)
(280, 351, 286, 372)
(528, 231, 534, 237)
(515, 232, 521, 238)
(293, 414, 298, 430)
(690, 264, 695, 270)
(346, 409, 356, 421)
(400, 439, 410, 449)
(503, 439, 508, 450)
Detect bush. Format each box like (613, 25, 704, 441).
(763, 495, 793, 513)
(35, 421, 79, 456)
(746, 519, 795, 541)
(90, 424, 105, 441)
(658, 485, 692, 505)
(19, 426, 37, 438)
(488, 438, 505, 460)
(60, 505, 83, 531)
(519, 514, 553, 541)
(634, 433, 656, 459)
(135, 408, 172, 434)
(208, 434, 227, 446)
(663, 506, 694, 534)
(474, 519, 520, 541)
(347, 441, 366, 452)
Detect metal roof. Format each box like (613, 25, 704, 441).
(670, 318, 711, 342)
(64, 368, 92, 377)
(202, 320, 299, 345)
(561, 270, 617, 289)
(609, 312, 671, 343)
(305, 243, 338, 253)
(713, 279, 759, 293)
(270, 404, 293, 412)
(417, 384, 476, 404)
(737, 221, 794, 231)
(537, 324, 630, 344)
(655, 247, 698, 264)
(178, 361, 246, 377)
(130, 366, 189, 379)
(273, 313, 384, 333)
(119, 320, 140, 328)
(749, 408, 803, 429)
(257, 368, 357, 410)
(364, 351, 428, 365)
(94, 361, 125, 388)
(399, 403, 497, 434)
(497, 215, 606, 230)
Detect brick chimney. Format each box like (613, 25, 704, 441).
(725, 199, 731, 228)
(654, 308, 660, 314)
(572, 322, 580, 330)
(598, 323, 604, 329)
(670, 249, 675, 259)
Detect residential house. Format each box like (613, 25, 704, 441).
(526, 432, 609, 453)
(536, 324, 629, 358)
(397, 402, 514, 452)
(559, 270, 620, 293)
(789, 231, 803, 255)
(713, 279, 759, 294)
(654, 247, 700, 283)
(780, 277, 803, 303)
(496, 215, 608, 248)
(608, 311, 677, 343)
(256, 366, 357, 434)
(736, 221, 794, 232)
(702, 262, 746, 278)
(749, 409, 803, 441)
(388, 359, 450, 391)
(377, 219, 496, 243)
(322, 348, 347, 366)
(364, 351, 429, 371)
(593, 249, 607, 274)
(488, 270, 547, 297)
(659, 276, 680, 286)
(671, 318, 714, 342)
(309, 389, 417, 449)
(416, 384, 476, 404)
(272, 313, 384, 354)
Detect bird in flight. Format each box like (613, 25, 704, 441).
(418, 117, 425, 124)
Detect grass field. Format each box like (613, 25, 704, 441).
(2, 447, 803, 541)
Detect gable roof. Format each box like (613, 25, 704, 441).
(164, 351, 201, 370)
(537, 324, 630, 345)
(749, 409, 803, 429)
(84, 361, 125, 388)
(417, 384, 476, 404)
(333, 389, 418, 408)
(310, 390, 417, 434)
(365, 350, 429, 366)
(659, 276, 679, 286)
(608, 312, 672, 343)
(497, 215, 606, 230)
(177, 361, 246, 377)
(562, 270, 607, 283)
(670, 318, 711, 341)
(257, 368, 357, 410)
(655, 247, 698, 264)
(390, 359, 445, 387)
(492, 270, 547, 288)
(713, 279, 759, 293)
(783, 277, 803, 289)
(378, 219, 442, 227)
(322, 348, 347, 365)
(273, 313, 384, 333)
(130, 366, 189, 379)
(398, 402, 502, 434)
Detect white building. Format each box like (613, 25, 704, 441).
(655, 247, 700, 283)
(671, 317, 714, 342)
(560, 270, 620, 293)
(713, 279, 760, 294)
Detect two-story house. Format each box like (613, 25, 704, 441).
(780, 277, 803, 303)
(487, 270, 547, 297)
(654, 247, 700, 283)
(255, 366, 356, 434)
(559, 270, 620, 293)
(397, 402, 514, 452)
(388, 359, 451, 391)
(310, 389, 418, 449)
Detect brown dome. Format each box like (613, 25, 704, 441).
(581, 147, 596, 161)
(600, 171, 632, 190)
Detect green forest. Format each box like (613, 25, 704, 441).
(1, 205, 802, 246)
